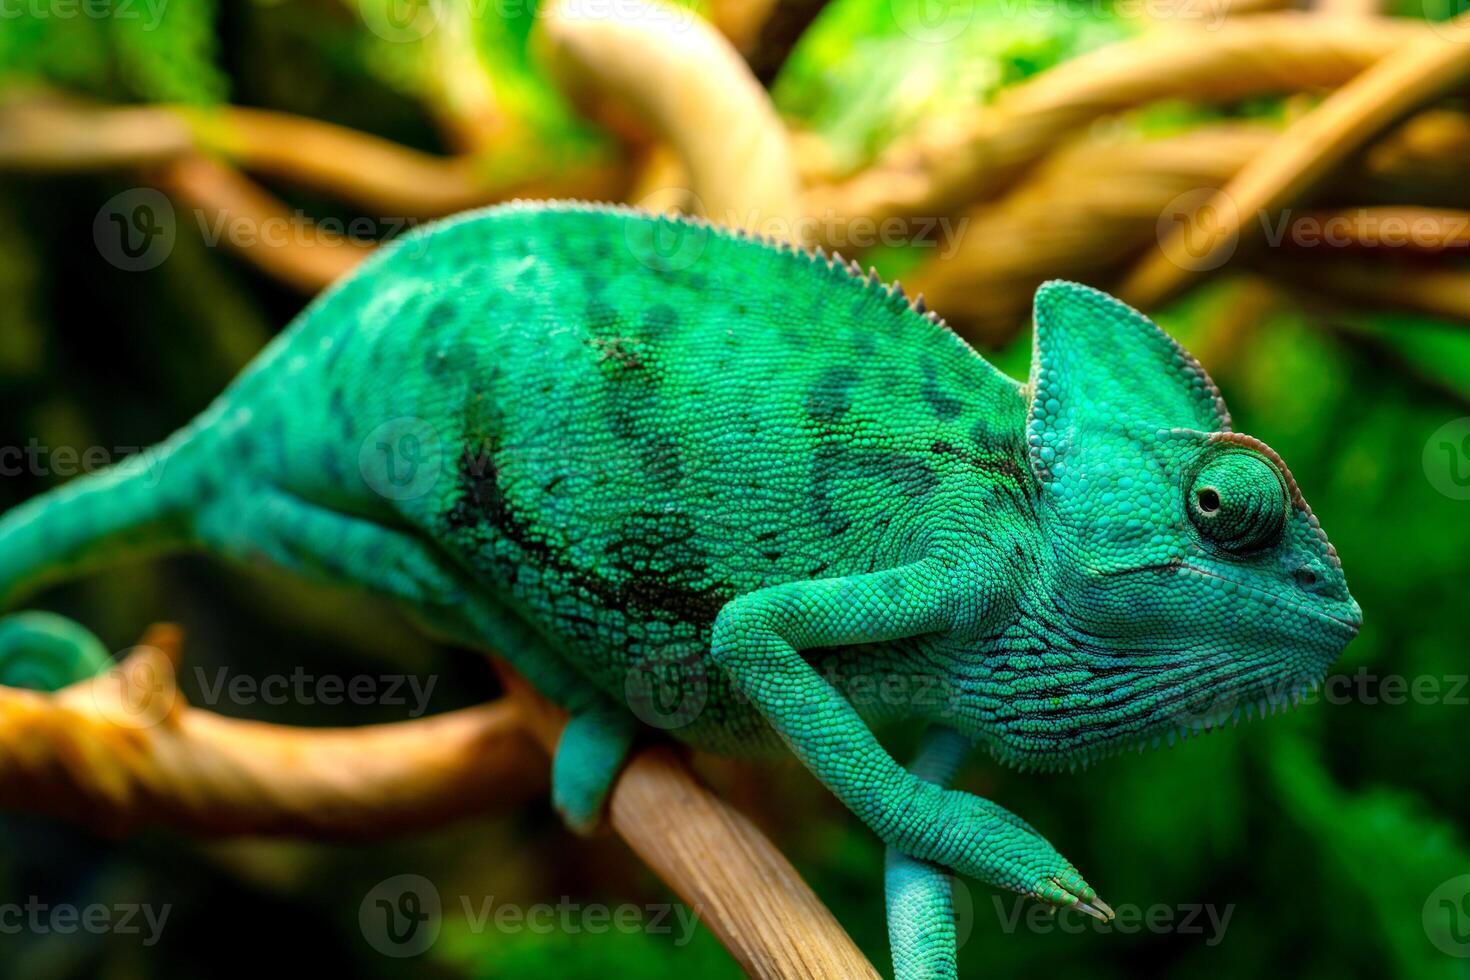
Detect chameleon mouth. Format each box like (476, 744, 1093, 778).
(1174, 563, 1360, 635)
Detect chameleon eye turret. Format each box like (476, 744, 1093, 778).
(1185, 448, 1289, 554)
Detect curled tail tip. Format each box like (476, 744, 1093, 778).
(0, 611, 111, 691)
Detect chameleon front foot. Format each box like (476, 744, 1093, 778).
(1033, 868, 1114, 921)
(890, 783, 1115, 926)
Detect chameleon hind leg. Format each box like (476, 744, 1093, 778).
(711, 561, 1109, 915)
(886, 726, 970, 980)
(196, 486, 635, 832)
(0, 611, 111, 691)
(421, 596, 636, 834)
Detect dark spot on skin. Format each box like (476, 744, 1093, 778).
(425, 300, 457, 330)
(329, 389, 355, 438)
(852, 329, 876, 357)
(642, 304, 680, 338)
(446, 450, 732, 628)
(761, 551, 783, 562)
(920, 360, 964, 420)
(584, 298, 622, 335)
(322, 448, 344, 483)
(806, 366, 859, 423)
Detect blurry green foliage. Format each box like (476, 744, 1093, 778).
(773, 0, 1135, 172)
(0, 0, 226, 102)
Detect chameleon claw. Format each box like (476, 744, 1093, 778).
(1071, 896, 1115, 922)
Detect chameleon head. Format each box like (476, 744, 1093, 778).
(998, 281, 1360, 767)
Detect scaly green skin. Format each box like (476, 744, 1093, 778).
(0, 202, 1361, 976)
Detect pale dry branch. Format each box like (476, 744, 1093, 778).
(537, 0, 802, 237)
(1118, 11, 1470, 307)
(495, 663, 881, 979)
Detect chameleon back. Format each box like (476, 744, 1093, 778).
(224, 203, 1035, 745)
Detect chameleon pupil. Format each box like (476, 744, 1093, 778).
(1197, 489, 1221, 513)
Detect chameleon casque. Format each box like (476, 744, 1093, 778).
(0, 201, 1360, 973)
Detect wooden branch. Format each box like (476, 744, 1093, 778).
(156, 155, 376, 293)
(802, 14, 1432, 232)
(537, 0, 801, 237)
(0, 625, 546, 837)
(1270, 261, 1470, 323)
(0, 98, 620, 217)
(1282, 206, 1470, 251)
(1118, 11, 1470, 307)
(495, 663, 881, 979)
(905, 121, 1470, 341)
(0, 624, 878, 974)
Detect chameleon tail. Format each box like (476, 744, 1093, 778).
(0, 611, 110, 690)
(0, 437, 201, 687)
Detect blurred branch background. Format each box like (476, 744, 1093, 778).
(0, 0, 1468, 975)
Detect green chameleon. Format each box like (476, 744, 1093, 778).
(0, 201, 1359, 976)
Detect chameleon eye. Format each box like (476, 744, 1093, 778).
(1186, 450, 1288, 554)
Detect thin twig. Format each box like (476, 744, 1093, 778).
(156, 155, 375, 292)
(495, 663, 881, 979)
